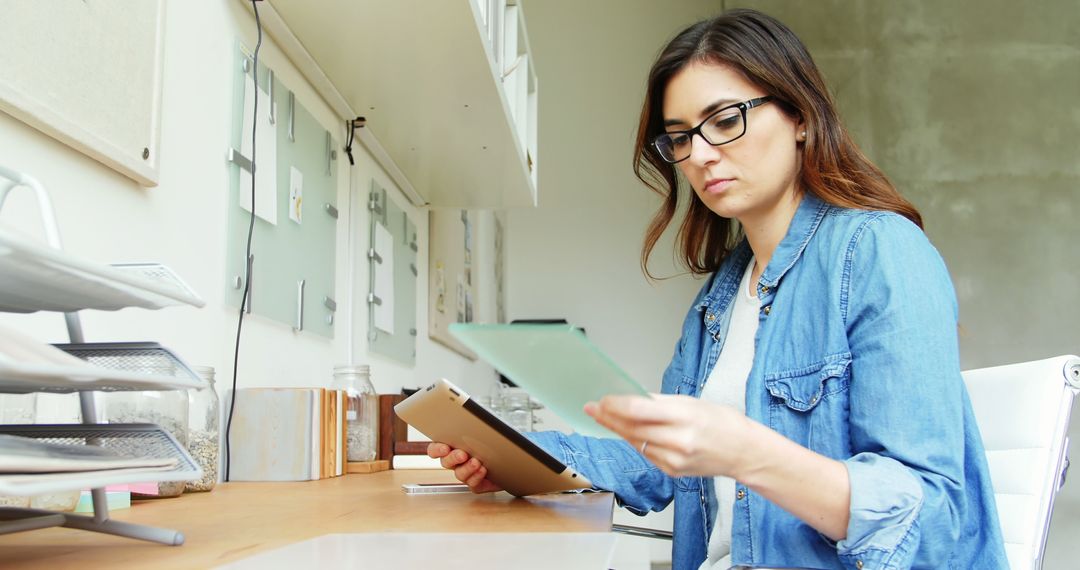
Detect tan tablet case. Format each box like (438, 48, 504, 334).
(394, 379, 592, 497)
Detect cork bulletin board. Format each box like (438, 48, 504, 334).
(428, 209, 477, 359)
(0, 0, 166, 186)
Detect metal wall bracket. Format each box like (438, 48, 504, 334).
(325, 131, 334, 175)
(267, 69, 275, 125)
(227, 148, 253, 174)
(293, 279, 305, 332)
(368, 191, 384, 216)
(287, 92, 295, 142)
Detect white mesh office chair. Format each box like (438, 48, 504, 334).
(613, 355, 1080, 570)
(963, 354, 1080, 570)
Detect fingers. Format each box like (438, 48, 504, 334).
(426, 443, 503, 493)
(462, 460, 488, 489)
(586, 395, 711, 468)
(429, 443, 475, 472)
(588, 394, 702, 434)
(586, 395, 661, 442)
(454, 457, 494, 493)
(426, 442, 450, 458)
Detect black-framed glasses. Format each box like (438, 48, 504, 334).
(651, 96, 773, 164)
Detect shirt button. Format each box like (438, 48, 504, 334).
(855, 561, 863, 570)
(706, 313, 715, 322)
(760, 286, 769, 295)
(736, 489, 746, 500)
(763, 306, 771, 316)
(810, 395, 818, 405)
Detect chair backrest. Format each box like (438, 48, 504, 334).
(962, 355, 1080, 570)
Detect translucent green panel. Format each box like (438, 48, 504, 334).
(225, 43, 338, 337)
(368, 181, 418, 364)
(448, 323, 648, 439)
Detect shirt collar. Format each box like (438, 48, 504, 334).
(758, 192, 830, 288)
(697, 192, 831, 311)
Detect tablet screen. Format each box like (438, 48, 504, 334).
(449, 323, 649, 438)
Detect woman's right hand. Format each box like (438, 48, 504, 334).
(426, 442, 503, 494)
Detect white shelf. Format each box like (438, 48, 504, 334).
(0, 226, 205, 313)
(0, 424, 202, 496)
(255, 0, 538, 209)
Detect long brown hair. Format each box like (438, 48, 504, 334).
(635, 9, 922, 277)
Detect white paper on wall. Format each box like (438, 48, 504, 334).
(239, 73, 278, 225)
(373, 222, 395, 334)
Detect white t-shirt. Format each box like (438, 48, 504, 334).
(698, 259, 760, 570)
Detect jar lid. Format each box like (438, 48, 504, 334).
(334, 364, 370, 375)
(191, 365, 216, 382)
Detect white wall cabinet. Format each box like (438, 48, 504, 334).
(253, 0, 538, 209)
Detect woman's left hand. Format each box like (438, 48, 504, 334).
(585, 394, 753, 478)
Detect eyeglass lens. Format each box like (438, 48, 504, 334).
(654, 107, 747, 163)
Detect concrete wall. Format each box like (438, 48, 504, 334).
(728, 1, 1078, 564)
(731, 0, 1080, 369)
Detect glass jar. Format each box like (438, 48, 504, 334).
(332, 365, 378, 462)
(0, 394, 37, 507)
(184, 366, 220, 492)
(35, 393, 83, 423)
(103, 389, 188, 498)
(0, 393, 37, 424)
(0, 394, 80, 511)
(499, 386, 535, 432)
(30, 492, 79, 511)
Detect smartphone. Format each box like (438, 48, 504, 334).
(401, 482, 472, 495)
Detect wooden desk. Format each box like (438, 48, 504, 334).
(0, 470, 614, 569)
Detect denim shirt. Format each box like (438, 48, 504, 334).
(528, 193, 1007, 569)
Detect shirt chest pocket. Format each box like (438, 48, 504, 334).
(762, 354, 853, 454)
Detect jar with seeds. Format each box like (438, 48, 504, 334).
(0, 393, 37, 425)
(102, 385, 188, 498)
(184, 366, 219, 492)
(0, 394, 37, 507)
(0, 394, 82, 510)
(332, 364, 378, 462)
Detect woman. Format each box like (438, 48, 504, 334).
(429, 9, 1006, 569)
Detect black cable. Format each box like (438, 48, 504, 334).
(344, 116, 364, 166)
(345, 119, 355, 165)
(225, 0, 262, 482)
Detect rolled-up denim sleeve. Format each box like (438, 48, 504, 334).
(837, 214, 966, 568)
(522, 316, 697, 515)
(526, 431, 673, 514)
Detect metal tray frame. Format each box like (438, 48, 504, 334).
(0, 165, 202, 546)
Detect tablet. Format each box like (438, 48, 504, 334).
(394, 378, 592, 497)
(448, 323, 649, 438)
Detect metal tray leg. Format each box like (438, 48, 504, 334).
(61, 513, 185, 545)
(0, 509, 66, 535)
(0, 174, 188, 548)
(0, 507, 184, 545)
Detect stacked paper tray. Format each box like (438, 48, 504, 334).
(0, 226, 205, 313)
(0, 325, 204, 394)
(0, 424, 203, 496)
